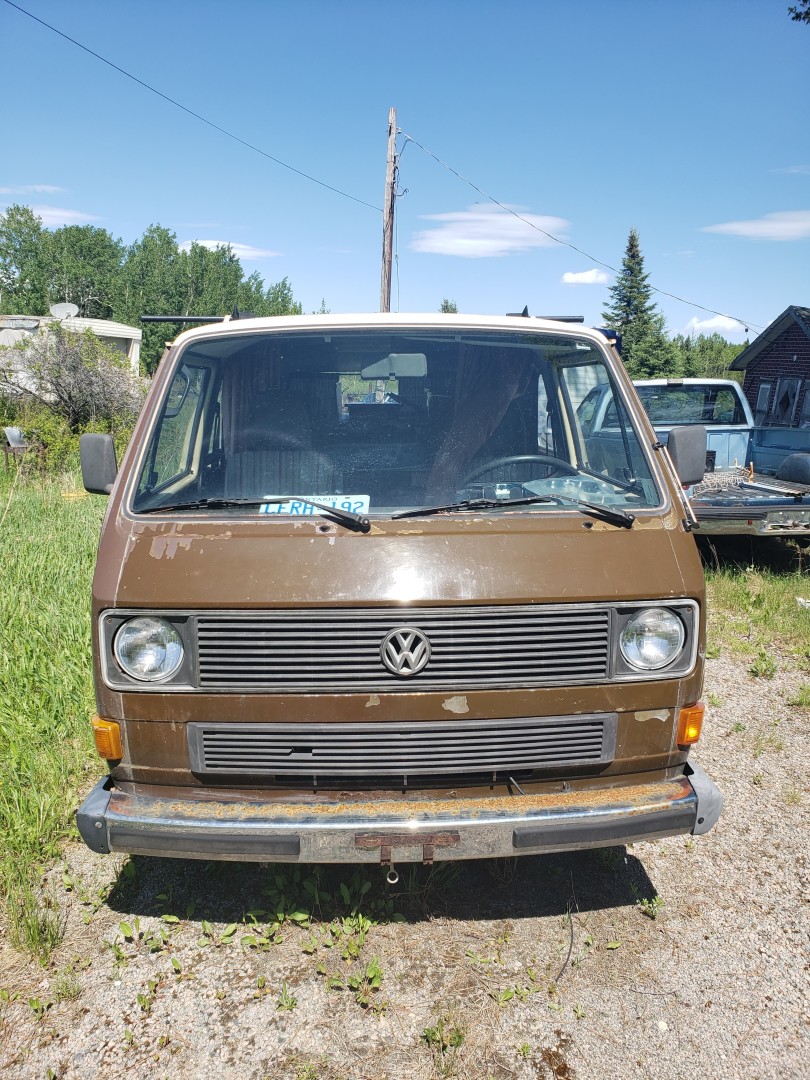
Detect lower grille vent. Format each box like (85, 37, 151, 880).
(188, 715, 616, 779)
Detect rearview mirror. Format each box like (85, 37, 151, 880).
(361, 353, 427, 380)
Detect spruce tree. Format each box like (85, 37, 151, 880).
(602, 228, 680, 378)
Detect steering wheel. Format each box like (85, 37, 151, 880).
(463, 454, 578, 484)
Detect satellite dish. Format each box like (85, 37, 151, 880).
(50, 303, 79, 320)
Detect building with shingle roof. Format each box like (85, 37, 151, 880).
(730, 306, 810, 427)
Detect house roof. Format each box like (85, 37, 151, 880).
(730, 305, 810, 371)
(0, 314, 141, 341)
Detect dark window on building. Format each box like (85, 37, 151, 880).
(770, 378, 801, 425)
(754, 381, 772, 425)
(799, 380, 810, 428)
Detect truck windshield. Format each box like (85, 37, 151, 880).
(132, 328, 662, 516)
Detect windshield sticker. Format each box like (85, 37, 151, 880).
(260, 496, 371, 516)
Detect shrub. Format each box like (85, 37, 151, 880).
(0, 323, 146, 433)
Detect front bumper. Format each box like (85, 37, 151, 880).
(76, 763, 722, 863)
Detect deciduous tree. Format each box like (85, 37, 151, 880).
(0, 204, 48, 314)
(43, 225, 124, 320)
(671, 333, 746, 379)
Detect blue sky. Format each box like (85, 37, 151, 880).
(2, 0, 808, 340)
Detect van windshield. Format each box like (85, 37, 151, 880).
(132, 328, 662, 517)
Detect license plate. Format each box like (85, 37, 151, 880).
(260, 495, 371, 516)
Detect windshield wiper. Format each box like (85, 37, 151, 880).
(393, 494, 634, 529)
(549, 495, 635, 529)
(392, 495, 556, 519)
(137, 496, 371, 533)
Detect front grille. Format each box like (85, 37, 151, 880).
(196, 605, 611, 692)
(188, 714, 617, 778)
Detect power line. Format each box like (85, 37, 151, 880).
(399, 131, 763, 334)
(3, 0, 381, 213)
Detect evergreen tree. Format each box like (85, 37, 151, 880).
(602, 228, 680, 378)
(439, 298, 458, 313)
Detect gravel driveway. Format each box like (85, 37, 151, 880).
(1, 650, 807, 1080)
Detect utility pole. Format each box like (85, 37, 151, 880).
(380, 107, 397, 313)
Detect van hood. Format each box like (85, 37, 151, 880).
(95, 510, 702, 610)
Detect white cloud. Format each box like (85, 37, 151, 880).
(702, 210, 810, 241)
(31, 205, 99, 226)
(771, 165, 810, 176)
(0, 184, 65, 195)
(680, 315, 748, 340)
(179, 239, 281, 259)
(410, 204, 568, 258)
(561, 268, 609, 285)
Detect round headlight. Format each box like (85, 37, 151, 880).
(620, 608, 685, 671)
(114, 617, 184, 682)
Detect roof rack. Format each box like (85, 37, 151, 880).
(141, 307, 256, 325)
(505, 307, 584, 323)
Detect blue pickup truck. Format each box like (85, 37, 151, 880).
(580, 377, 810, 537)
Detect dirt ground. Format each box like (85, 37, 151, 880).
(1, 648, 808, 1080)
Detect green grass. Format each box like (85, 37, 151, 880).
(704, 557, 810, 662)
(0, 470, 104, 961)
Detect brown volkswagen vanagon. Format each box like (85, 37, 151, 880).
(77, 312, 721, 874)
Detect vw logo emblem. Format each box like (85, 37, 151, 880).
(380, 627, 431, 676)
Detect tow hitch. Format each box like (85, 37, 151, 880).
(355, 831, 461, 882)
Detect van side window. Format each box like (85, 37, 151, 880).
(139, 365, 209, 495)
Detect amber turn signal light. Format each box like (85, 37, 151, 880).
(676, 702, 704, 747)
(91, 715, 123, 760)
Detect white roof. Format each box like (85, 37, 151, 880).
(0, 315, 141, 341)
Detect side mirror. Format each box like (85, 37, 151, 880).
(80, 433, 118, 495)
(666, 425, 706, 487)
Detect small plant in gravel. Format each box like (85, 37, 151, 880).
(136, 977, 161, 1014)
(783, 783, 803, 806)
(753, 721, 784, 758)
(788, 684, 810, 707)
(276, 981, 298, 1011)
(571, 931, 596, 969)
(490, 982, 536, 1007)
(26, 996, 52, 1020)
(422, 1014, 465, 1071)
(347, 955, 384, 1009)
(706, 692, 722, 707)
(633, 887, 665, 920)
(52, 963, 83, 1003)
(749, 650, 777, 679)
(118, 917, 143, 946)
(198, 919, 238, 948)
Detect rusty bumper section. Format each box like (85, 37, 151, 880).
(76, 764, 722, 863)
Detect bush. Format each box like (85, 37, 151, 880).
(0, 323, 146, 432)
